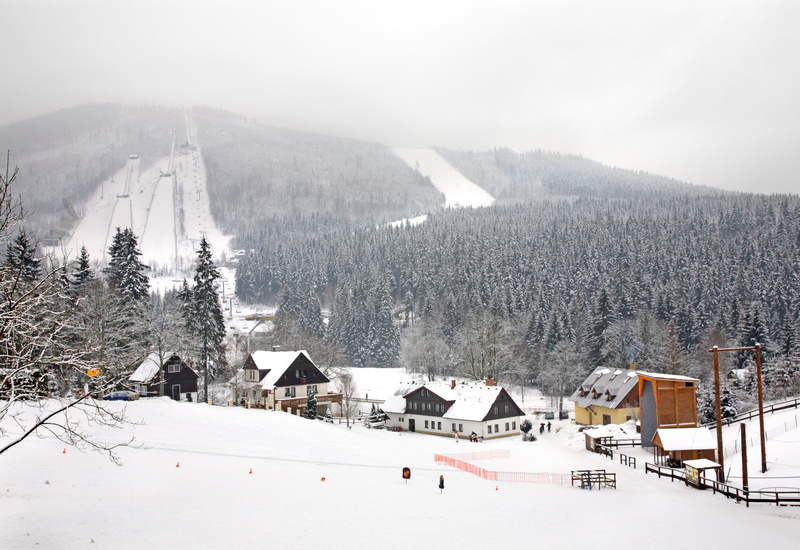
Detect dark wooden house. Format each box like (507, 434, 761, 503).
(129, 353, 199, 402)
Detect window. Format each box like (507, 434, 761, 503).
(488, 425, 492, 434)
(412, 402, 417, 410)
(307, 385, 318, 396)
(427, 403, 431, 411)
(504, 404, 509, 413)
(437, 422, 442, 430)
(452, 423, 456, 432)
(425, 420, 429, 429)
(284, 387, 296, 398)
(434, 403, 439, 412)
(493, 406, 498, 414)
(505, 422, 510, 431)
(512, 421, 516, 430)
(168, 363, 180, 374)
(494, 424, 499, 433)
(459, 424, 463, 432)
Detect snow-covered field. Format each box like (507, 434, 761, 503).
(394, 148, 495, 208)
(2, 369, 799, 549)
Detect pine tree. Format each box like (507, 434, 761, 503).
(5, 228, 40, 282)
(71, 245, 95, 293)
(187, 237, 226, 402)
(103, 227, 149, 301)
(304, 387, 318, 419)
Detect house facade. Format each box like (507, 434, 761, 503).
(569, 367, 640, 425)
(383, 379, 524, 439)
(129, 353, 199, 402)
(239, 349, 342, 415)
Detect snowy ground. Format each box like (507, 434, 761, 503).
(2, 369, 799, 549)
(394, 148, 495, 208)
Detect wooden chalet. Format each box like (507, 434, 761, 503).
(637, 371, 699, 449)
(129, 353, 199, 402)
(239, 349, 341, 415)
(569, 367, 640, 425)
(383, 378, 524, 439)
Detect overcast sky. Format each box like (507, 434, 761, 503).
(3, 0, 799, 194)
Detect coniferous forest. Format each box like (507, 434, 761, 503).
(2, 105, 799, 414)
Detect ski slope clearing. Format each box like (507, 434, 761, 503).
(61, 112, 230, 274)
(394, 148, 495, 208)
(2, 370, 799, 549)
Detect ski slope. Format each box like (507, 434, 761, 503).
(394, 148, 495, 208)
(61, 111, 230, 274)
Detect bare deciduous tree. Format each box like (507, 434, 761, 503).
(336, 370, 359, 428)
(0, 157, 136, 464)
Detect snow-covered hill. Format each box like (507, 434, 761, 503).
(394, 148, 495, 208)
(2, 368, 798, 548)
(61, 111, 230, 275)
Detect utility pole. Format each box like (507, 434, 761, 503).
(708, 344, 767, 482)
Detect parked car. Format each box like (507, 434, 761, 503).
(544, 411, 555, 420)
(559, 411, 569, 420)
(103, 391, 139, 401)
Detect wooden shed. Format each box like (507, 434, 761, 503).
(637, 371, 699, 449)
(651, 427, 717, 466)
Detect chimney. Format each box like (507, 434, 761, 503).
(485, 375, 494, 387)
(451, 379, 456, 390)
(272, 345, 281, 352)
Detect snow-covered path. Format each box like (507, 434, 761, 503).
(394, 148, 495, 208)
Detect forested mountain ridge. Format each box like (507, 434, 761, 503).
(192, 107, 444, 237)
(0, 104, 184, 237)
(434, 146, 716, 201)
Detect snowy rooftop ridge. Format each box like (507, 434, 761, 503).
(384, 379, 517, 422)
(129, 352, 173, 383)
(249, 350, 313, 388)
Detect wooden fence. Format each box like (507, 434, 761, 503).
(644, 462, 800, 507)
(571, 469, 617, 490)
(705, 397, 800, 430)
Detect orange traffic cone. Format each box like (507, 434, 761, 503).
(63, 449, 66, 454)
(249, 468, 253, 474)
(176, 462, 180, 468)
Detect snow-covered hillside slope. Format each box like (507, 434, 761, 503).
(61, 111, 230, 272)
(2, 368, 799, 548)
(394, 148, 495, 208)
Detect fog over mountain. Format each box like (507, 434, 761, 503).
(3, 1, 799, 195)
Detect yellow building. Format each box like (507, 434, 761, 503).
(569, 367, 640, 425)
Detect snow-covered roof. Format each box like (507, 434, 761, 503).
(683, 458, 721, 470)
(129, 352, 196, 383)
(246, 350, 318, 388)
(129, 352, 167, 383)
(653, 428, 716, 451)
(636, 371, 699, 383)
(383, 380, 521, 422)
(569, 366, 639, 410)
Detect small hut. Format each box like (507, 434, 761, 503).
(651, 427, 716, 467)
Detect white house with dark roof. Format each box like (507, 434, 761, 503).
(569, 367, 640, 425)
(383, 379, 524, 439)
(238, 349, 342, 415)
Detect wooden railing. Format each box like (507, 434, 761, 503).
(571, 469, 616, 490)
(644, 462, 800, 507)
(705, 397, 800, 430)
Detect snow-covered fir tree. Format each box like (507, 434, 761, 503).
(5, 228, 40, 282)
(103, 227, 149, 301)
(185, 236, 226, 401)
